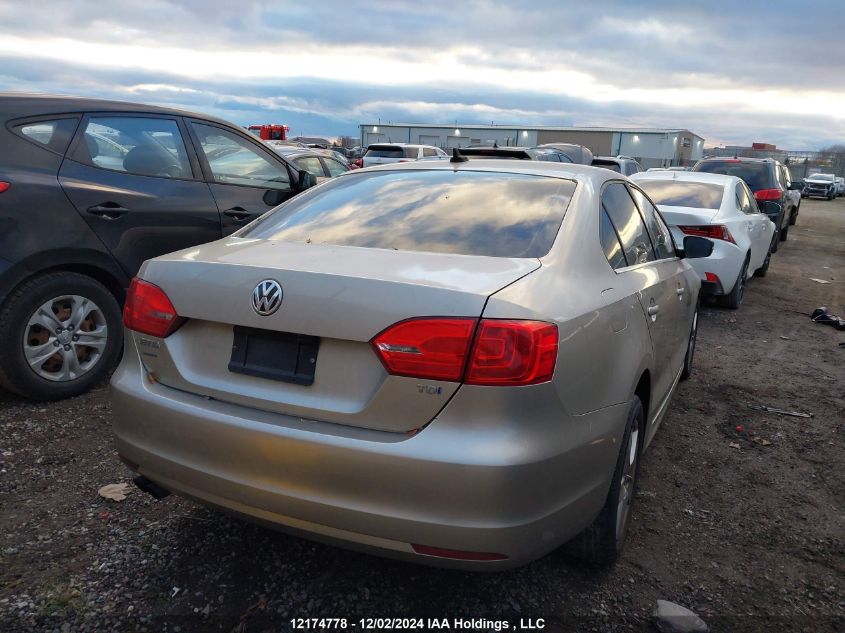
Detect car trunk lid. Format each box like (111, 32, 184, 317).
(133, 238, 540, 433)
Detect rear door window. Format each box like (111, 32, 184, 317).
(600, 207, 628, 269)
(239, 170, 576, 258)
(736, 183, 755, 214)
(76, 117, 193, 179)
(601, 183, 655, 266)
(14, 118, 79, 154)
(629, 187, 675, 259)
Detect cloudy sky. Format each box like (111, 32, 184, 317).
(0, 0, 843, 149)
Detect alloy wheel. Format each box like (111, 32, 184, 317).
(23, 294, 109, 382)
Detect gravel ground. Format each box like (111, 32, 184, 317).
(1, 198, 843, 633)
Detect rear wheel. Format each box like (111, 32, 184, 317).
(779, 222, 789, 242)
(0, 272, 122, 400)
(566, 397, 644, 565)
(718, 257, 748, 310)
(789, 205, 799, 226)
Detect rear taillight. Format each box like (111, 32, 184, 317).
(371, 318, 558, 386)
(754, 188, 782, 201)
(704, 272, 721, 284)
(465, 320, 558, 386)
(678, 224, 736, 244)
(0, 181, 10, 193)
(123, 277, 184, 338)
(372, 318, 476, 381)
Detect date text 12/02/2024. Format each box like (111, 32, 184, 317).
(289, 618, 547, 631)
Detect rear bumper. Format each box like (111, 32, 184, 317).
(110, 341, 624, 569)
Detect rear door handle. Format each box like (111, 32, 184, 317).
(86, 203, 128, 219)
(676, 287, 685, 296)
(223, 207, 253, 221)
(647, 304, 660, 319)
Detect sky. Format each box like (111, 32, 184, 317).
(0, 0, 843, 149)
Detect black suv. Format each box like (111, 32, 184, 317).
(0, 94, 317, 400)
(691, 157, 800, 250)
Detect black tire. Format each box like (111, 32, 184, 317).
(566, 397, 644, 565)
(0, 272, 123, 400)
(718, 257, 749, 310)
(770, 226, 779, 253)
(779, 221, 789, 242)
(681, 301, 698, 380)
(754, 247, 771, 278)
(789, 206, 799, 226)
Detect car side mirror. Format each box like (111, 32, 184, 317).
(262, 189, 288, 206)
(297, 170, 317, 191)
(680, 235, 714, 259)
(788, 182, 802, 190)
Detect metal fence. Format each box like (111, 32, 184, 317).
(703, 148, 845, 180)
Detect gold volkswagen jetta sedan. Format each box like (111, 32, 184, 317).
(111, 155, 709, 569)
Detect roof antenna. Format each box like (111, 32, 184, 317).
(450, 147, 468, 163)
(493, 141, 499, 148)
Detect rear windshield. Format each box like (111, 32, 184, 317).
(365, 145, 417, 158)
(592, 160, 621, 173)
(240, 170, 576, 258)
(636, 180, 725, 210)
(693, 161, 773, 191)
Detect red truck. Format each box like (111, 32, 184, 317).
(247, 124, 289, 141)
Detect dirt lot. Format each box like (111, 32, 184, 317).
(1, 198, 843, 633)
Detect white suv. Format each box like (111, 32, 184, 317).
(362, 143, 447, 167)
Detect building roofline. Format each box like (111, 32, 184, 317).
(359, 122, 702, 137)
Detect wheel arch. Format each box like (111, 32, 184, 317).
(0, 249, 129, 307)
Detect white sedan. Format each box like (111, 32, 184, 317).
(630, 171, 776, 309)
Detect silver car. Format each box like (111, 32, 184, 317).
(111, 159, 708, 569)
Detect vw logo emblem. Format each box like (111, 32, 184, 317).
(252, 279, 283, 316)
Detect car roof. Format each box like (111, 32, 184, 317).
(698, 156, 777, 165)
(630, 170, 739, 188)
(0, 92, 236, 128)
(353, 157, 624, 187)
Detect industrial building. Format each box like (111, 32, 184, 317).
(359, 123, 706, 168)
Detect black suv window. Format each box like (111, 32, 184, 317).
(192, 123, 291, 190)
(601, 183, 655, 266)
(693, 160, 775, 192)
(14, 118, 79, 154)
(78, 117, 192, 179)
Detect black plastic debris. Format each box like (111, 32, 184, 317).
(810, 306, 845, 331)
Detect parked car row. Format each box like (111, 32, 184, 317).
(112, 149, 713, 569)
(0, 93, 821, 572)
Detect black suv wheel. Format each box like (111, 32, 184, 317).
(0, 272, 123, 400)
